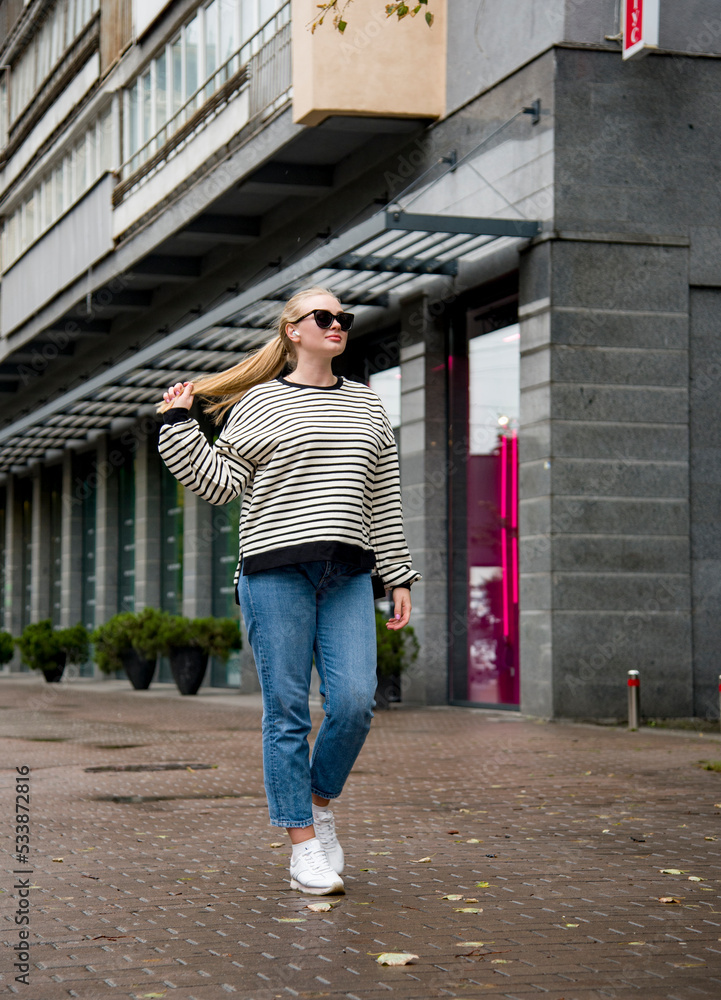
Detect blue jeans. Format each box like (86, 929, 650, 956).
(237, 561, 377, 828)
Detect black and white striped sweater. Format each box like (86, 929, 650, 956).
(158, 375, 421, 598)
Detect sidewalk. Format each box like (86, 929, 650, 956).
(2, 676, 721, 1000)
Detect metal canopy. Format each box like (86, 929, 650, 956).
(0, 210, 540, 472)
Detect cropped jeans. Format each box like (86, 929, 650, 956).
(237, 561, 377, 828)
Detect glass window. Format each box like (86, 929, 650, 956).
(220, 0, 237, 71)
(117, 449, 136, 614)
(185, 15, 199, 107)
(128, 80, 138, 158)
(20, 491, 32, 636)
(141, 69, 152, 148)
(210, 497, 241, 686)
(205, 0, 219, 95)
(75, 134, 87, 196)
(54, 162, 64, 217)
(155, 49, 167, 137)
(171, 35, 183, 119)
(450, 314, 520, 707)
(48, 469, 63, 628)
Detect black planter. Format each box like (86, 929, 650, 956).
(169, 645, 209, 696)
(121, 648, 157, 690)
(375, 672, 402, 709)
(42, 652, 67, 683)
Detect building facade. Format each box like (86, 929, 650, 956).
(1, 0, 720, 718)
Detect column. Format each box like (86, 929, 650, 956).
(30, 467, 52, 622)
(134, 424, 161, 610)
(94, 435, 119, 626)
(4, 476, 24, 642)
(60, 452, 83, 627)
(182, 491, 213, 618)
(518, 237, 692, 719)
(397, 294, 448, 705)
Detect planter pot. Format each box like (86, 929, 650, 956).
(41, 652, 67, 683)
(375, 672, 402, 710)
(169, 645, 209, 696)
(121, 648, 157, 690)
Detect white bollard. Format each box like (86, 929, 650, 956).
(627, 669, 640, 731)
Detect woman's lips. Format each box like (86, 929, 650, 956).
(326, 335, 342, 342)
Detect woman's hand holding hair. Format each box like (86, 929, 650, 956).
(386, 587, 411, 630)
(162, 381, 195, 411)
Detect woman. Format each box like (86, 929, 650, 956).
(158, 287, 420, 895)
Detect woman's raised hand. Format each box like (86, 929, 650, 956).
(163, 381, 195, 410)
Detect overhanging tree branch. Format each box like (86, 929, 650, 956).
(311, 1, 434, 33)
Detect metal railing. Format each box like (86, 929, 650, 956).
(116, 2, 291, 200)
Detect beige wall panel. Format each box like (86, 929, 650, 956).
(292, 0, 446, 126)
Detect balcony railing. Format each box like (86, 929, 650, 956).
(114, 2, 291, 204)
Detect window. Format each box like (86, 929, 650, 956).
(1, 104, 114, 272)
(123, 0, 286, 171)
(9, 0, 101, 124)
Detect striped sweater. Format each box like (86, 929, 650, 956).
(158, 375, 421, 598)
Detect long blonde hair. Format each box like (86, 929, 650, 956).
(157, 286, 337, 424)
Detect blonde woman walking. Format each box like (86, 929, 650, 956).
(157, 288, 420, 895)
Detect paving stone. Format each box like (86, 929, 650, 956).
(1, 677, 721, 998)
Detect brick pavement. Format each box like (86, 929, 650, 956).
(1, 676, 721, 1000)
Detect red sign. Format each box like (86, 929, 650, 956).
(622, 0, 660, 60)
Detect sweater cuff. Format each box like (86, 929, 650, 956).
(163, 408, 194, 425)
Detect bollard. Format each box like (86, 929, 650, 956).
(627, 669, 640, 731)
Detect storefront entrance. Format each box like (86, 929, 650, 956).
(450, 287, 520, 707)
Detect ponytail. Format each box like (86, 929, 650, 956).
(157, 286, 335, 425)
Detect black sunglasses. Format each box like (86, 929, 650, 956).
(295, 309, 354, 332)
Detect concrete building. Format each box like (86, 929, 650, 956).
(1, 0, 719, 718)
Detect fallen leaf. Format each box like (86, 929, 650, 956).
(565, 923, 579, 928)
(142, 995, 166, 998)
(475, 881, 490, 888)
(704, 836, 716, 841)
(715, 803, 721, 809)
(307, 902, 333, 912)
(464, 898, 479, 903)
(51, 858, 63, 863)
(447, 829, 460, 834)
(659, 896, 682, 904)
(376, 952, 418, 966)
(269, 842, 284, 849)
(491, 959, 510, 964)
(369, 851, 391, 856)
(411, 856, 433, 863)
(454, 907, 482, 913)
(671, 962, 706, 968)
(274, 917, 305, 923)
(466, 838, 481, 844)
(688, 876, 703, 882)
(442, 894, 463, 901)
(458, 941, 485, 948)
(660, 868, 684, 875)
(627, 941, 646, 946)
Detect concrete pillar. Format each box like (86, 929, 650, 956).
(398, 293, 448, 706)
(60, 452, 83, 628)
(182, 491, 213, 618)
(518, 237, 692, 720)
(30, 468, 51, 622)
(94, 435, 119, 625)
(134, 425, 161, 610)
(4, 476, 24, 641)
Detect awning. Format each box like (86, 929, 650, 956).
(0, 210, 540, 472)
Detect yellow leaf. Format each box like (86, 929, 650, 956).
(491, 958, 510, 964)
(376, 952, 418, 966)
(275, 917, 305, 923)
(659, 896, 682, 904)
(464, 898, 479, 903)
(142, 994, 166, 998)
(442, 894, 463, 901)
(688, 876, 703, 882)
(475, 881, 490, 888)
(269, 842, 284, 848)
(565, 923, 579, 927)
(660, 868, 684, 874)
(51, 858, 63, 863)
(411, 856, 433, 863)
(369, 851, 391, 856)
(705, 836, 716, 841)
(454, 907, 482, 913)
(307, 902, 333, 912)
(458, 941, 485, 947)
(466, 838, 481, 844)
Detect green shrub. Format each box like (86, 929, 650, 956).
(91, 607, 167, 673)
(16, 621, 90, 673)
(157, 615, 242, 663)
(374, 609, 419, 677)
(0, 630, 15, 665)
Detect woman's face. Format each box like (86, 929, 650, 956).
(286, 294, 348, 360)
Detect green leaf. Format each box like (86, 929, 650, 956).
(337, 19, 346, 31)
(426, 11, 434, 26)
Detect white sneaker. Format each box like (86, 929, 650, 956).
(289, 838, 344, 895)
(312, 803, 344, 874)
